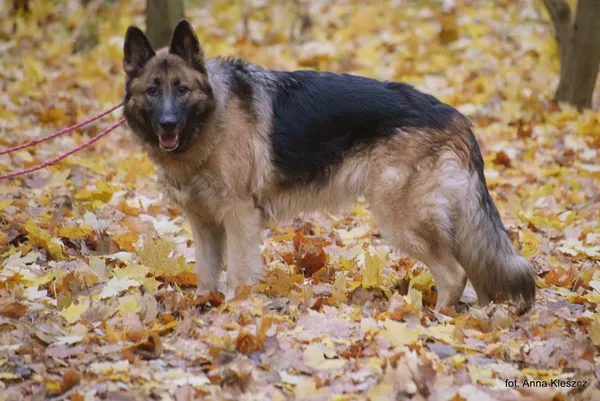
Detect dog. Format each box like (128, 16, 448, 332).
(122, 19, 536, 311)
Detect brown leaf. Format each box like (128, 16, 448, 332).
(340, 342, 364, 359)
(116, 200, 141, 216)
(257, 317, 273, 343)
(439, 12, 459, 44)
(256, 269, 304, 297)
(492, 151, 511, 167)
(166, 271, 198, 288)
(280, 251, 295, 265)
(48, 368, 81, 396)
(121, 348, 137, 364)
(126, 330, 147, 343)
(0, 302, 28, 319)
(311, 296, 325, 311)
(394, 258, 416, 271)
(193, 292, 224, 308)
(60, 369, 81, 394)
(389, 297, 419, 322)
(236, 331, 262, 355)
(516, 120, 533, 139)
(544, 267, 578, 287)
(293, 231, 328, 277)
(126, 332, 163, 359)
(312, 266, 335, 284)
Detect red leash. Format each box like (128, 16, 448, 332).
(0, 104, 125, 180)
(0, 102, 124, 156)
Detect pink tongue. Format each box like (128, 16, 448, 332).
(159, 135, 179, 149)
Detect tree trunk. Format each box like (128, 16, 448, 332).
(543, 0, 600, 109)
(145, 0, 185, 49)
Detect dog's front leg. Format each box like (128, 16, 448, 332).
(189, 214, 225, 294)
(222, 202, 264, 296)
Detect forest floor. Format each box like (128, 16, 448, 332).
(0, 0, 599, 400)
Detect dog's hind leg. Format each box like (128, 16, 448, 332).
(371, 210, 468, 310)
(367, 152, 470, 310)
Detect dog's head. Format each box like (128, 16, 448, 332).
(122, 20, 215, 154)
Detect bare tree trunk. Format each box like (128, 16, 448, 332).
(145, 0, 185, 49)
(543, 0, 600, 109)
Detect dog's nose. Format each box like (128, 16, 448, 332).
(160, 121, 177, 133)
(159, 116, 177, 133)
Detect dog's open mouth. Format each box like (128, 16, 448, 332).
(159, 134, 179, 151)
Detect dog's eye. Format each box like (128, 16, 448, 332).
(177, 85, 189, 95)
(146, 86, 159, 97)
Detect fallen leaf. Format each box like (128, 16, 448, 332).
(56, 224, 93, 239)
(60, 303, 88, 324)
(125, 332, 163, 359)
(0, 302, 28, 319)
(492, 150, 511, 167)
(293, 231, 328, 277)
(381, 319, 420, 348)
(590, 313, 600, 347)
(138, 238, 188, 275)
(25, 219, 65, 260)
(100, 276, 140, 299)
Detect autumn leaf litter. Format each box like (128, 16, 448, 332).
(0, 0, 599, 400)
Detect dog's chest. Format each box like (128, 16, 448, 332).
(158, 168, 227, 218)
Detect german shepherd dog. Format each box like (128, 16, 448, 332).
(122, 20, 536, 310)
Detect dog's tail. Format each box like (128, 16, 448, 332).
(452, 130, 536, 310)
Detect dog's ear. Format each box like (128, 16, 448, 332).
(169, 19, 205, 72)
(123, 26, 155, 78)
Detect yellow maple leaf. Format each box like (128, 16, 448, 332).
(520, 229, 540, 259)
(143, 277, 161, 292)
(409, 271, 435, 293)
(45, 380, 62, 395)
(407, 287, 423, 314)
(119, 297, 141, 316)
(0, 200, 13, 212)
(113, 263, 149, 281)
(122, 154, 155, 184)
(114, 231, 139, 252)
(74, 180, 114, 203)
(60, 303, 88, 324)
(330, 272, 348, 305)
(138, 238, 188, 276)
(381, 319, 420, 347)
(24, 219, 65, 260)
(23, 56, 45, 89)
(56, 224, 93, 239)
(363, 252, 384, 289)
